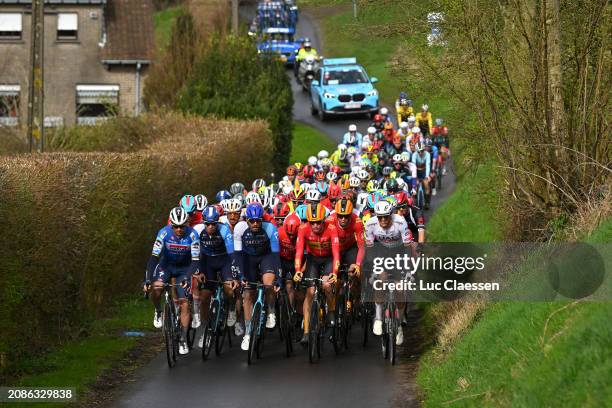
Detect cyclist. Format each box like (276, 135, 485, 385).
(193, 206, 240, 347)
(415, 104, 433, 138)
(294, 203, 340, 345)
(424, 139, 439, 196)
(144, 207, 200, 355)
(370, 114, 385, 134)
(397, 121, 411, 141)
(343, 124, 363, 147)
(219, 198, 243, 231)
(432, 119, 450, 175)
(364, 201, 413, 346)
(234, 204, 282, 351)
(379, 107, 392, 124)
(330, 144, 350, 170)
(412, 142, 432, 209)
(272, 201, 291, 228)
(286, 165, 298, 183)
(327, 198, 365, 277)
(395, 93, 414, 124)
(394, 191, 426, 243)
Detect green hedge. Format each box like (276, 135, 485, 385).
(0, 114, 272, 380)
(179, 35, 294, 177)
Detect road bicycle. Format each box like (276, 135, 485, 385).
(244, 282, 272, 365)
(379, 279, 400, 365)
(302, 277, 337, 363)
(277, 284, 295, 357)
(335, 265, 357, 351)
(201, 280, 233, 360)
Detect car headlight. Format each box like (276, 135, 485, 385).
(367, 89, 378, 97)
(324, 92, 336, 99)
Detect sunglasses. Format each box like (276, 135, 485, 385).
(337, 214, 351, 219)
(309, 220, 323, 225)
(204, 222, 217, 226)
(247, 218, 262, 223)
(172, 225, 187, 229)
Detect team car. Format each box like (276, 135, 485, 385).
(256, 27, 302, 66)
(309, 58, 379, 120)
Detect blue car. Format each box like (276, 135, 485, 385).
(256, 27, 302, 66)
(310, 58, 379, 120)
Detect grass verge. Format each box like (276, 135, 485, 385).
(290, 122, 336, 165)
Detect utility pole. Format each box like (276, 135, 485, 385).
(231, 0, 239, 34)
(352, 0, 357, 19)
(27, 0, 44, 153)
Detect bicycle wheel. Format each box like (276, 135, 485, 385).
(256, 311, 266, 359)
(309, 297, 320, 363)
(201, 299, 218, 360)
(390, 307, 398, 366)
(279, 293, 293, 357)
(247, 303, 261, 365)
(163, 302, 176, 368)
(381, 306, 390, 360)
(417, 185, 425, 210)
(437, 167, 443, 190)
(215, 307, 228, 356)
(333, 298, 343, 354)
(362, 304, 370, 347)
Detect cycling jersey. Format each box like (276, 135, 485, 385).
(343, 132, 363, 147)
(194, 222, 234, 257)
(326, 213, 366, 267)
(145, 225, 200, 283)
(365, 214, 413, 248)
(412, 151, 431, 178)
(295, 222, 341, 275)
(278, 225, 297, 261)
(330, 150, 350, 168)
(320, 197, 333, 210)
(415, 112, 433, 135)
(234, 220, 279, 256)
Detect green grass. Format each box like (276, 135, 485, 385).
(5, 298, 150, 408)
(290, 122, 337, 164)
(153, 6, 183, 51)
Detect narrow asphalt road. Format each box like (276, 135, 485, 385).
(112, 8, 456, 408)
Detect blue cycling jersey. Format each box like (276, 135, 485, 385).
(196, 222, 235, 257)
(145, 225, 200, 282)
(233, 221, 280, 256)
(412, 151, 431, 178)
(342, 132, 363, 147)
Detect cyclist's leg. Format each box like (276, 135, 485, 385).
(151, 264, 168, 311)
(260, 254, 279, 328)
(241, 254, 258, 333)
(320, 256, 336, 313)
(171, 266, 192, 343)
(303, 255, 318, 335)
(281, 258, 296, 308)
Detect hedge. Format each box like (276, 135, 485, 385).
(0, 113, 273, 379)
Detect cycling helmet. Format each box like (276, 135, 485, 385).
(382, 166, 393, 176)
(401, 151, 411, 163)
(348, 146, 357, 155)
(245, 203, 264, 220)
(284, 213, 301, 235)
(328, 183, 342, 200)
(366, 192, 380, 210)
(308, 156, 318, 166)
(331, 165, 342, 175)
(245, 191, 262, 205)
(169, 207, 189, 226)
(315, 169, 326, 181)
(337, 144, 347, 160)
(384, 122, 394, 130)
(294, 162, 303, 171)
(234, 193, 245, 206)
(399, 121, 409, 130)
(407, 115, 416, 124)
(349, 176, 361, 188)
(399, 92, 408, 100)
(348, 124, 357, 132)
(431, 126, 440, 135)
(326, 172, 338, 182)
(385, 196, 398, 208)
(425, 138, 433, 147)
(374, 201, 393, 217)
(286, 165, 298, 177)
(367, 126, 376, 134)
(415, 142, 425, 152)
(421, 104, 429, 112)
(303, 165, 315, 178)
(273, 202, 290, 219)
(374, 114, 383, 122)
(252, 178, 266, 191)
(441, 126, 449, 136)
(411, 126, 421, 134)
(320, 158, 332, 168)
(303, 41, 312, 48)
(366, 180, 380, 192)
(396, 177, 407, 190)
(386, 178, 399, 193)
(356, 193, 369, 212)
(335, 197, 354, 216)
(220, 199, 231, 213)
(317, 150, 329, 160)
(203, 205, 220, 223)
(215, 190, 232, 203)
(306, 203, 327, 222)
(226, 198, 242, 213)
(316, 181, 329, 195)
(435, 118, 443, 126)
(305, 189, 321, 202)
(290, 186, 305, 203)
(380, 107, 389, 116)
(394, 191, 409, 208)
(392, 154, 403, 164)
(357, 169, 370, 181)
(282, 184, 293, 196)
(230, 182, 245, 196)
(194, 194, 208, 211)
(180, 195, 196, 213)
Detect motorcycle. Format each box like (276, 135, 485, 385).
(297, 56, 321, 93)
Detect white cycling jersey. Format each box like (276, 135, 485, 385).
(365, 214, 412, 248)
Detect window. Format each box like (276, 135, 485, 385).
(0, 85, 20, 126)
(0, 13, 22, 40)
(57, 13, 78, 40)
(76, 85, 119, 125)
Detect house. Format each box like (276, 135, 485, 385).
(0, 0, 155, 127)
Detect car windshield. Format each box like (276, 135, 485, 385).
(268, 33, 293, 42)
(323, 69, 368, 85)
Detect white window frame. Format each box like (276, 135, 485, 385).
(0, 13, 22, 40)
(0, 84, 20, 126)
(57, 13, 78, 40)
(76, 85, 119, 125)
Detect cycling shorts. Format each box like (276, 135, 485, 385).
(340, 246, 358, 268)
(200, 254, 233, 291)
(281, 258, 295, 281)
(305, 254, 333, 287)
(243, 252, 279, 287)
(153, 264, 190, 299)
(417, 169, 426, 179)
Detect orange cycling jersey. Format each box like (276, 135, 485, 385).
(326, 213, 366, 267)
(295, 222, 341, 275)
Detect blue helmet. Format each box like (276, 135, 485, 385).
(399, 92, 408, 99)
(245, 203, 264, 220)
(295, 204, 308, 221)
(216, 190, 232, 203)
(203, 206, 219, 223)
(435, 118, 444, 126)
(316, 181, 329, 195)
(180, 195, 196, 213)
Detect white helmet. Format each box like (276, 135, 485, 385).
(282, 184, 293, 195)
(262, 187, 275, 209)
(349, 176, 361, 188)
(407, 115, 416, 123)
(357, 169, 370, 180)
(411, 126, 421, 134)
(326, 172, 338, 182)
(356, 193, 369, 212)
(194, 194, 208, 211)
(306, 189, 321, 202)
(252, 178, 266, 191)
(320, 158, 332, 168)
(367, 126, 376, 134)
(245, 191, 262, 205)
(361, 140, 370, 151)
(348, 124, 357, 132)
(392, 154, 403, 163)
(169, 207, 189, 226)
(220, 199, 231, 213)
(351, 165, 361, 175)
(380, 107, 389, 115)
(422, 104, 429, 112)
(318, 150, 329, 159)
(399, 121, 408, 130)
(401, 152, 411, 163)
(338, 143, 347, 151)
(374, 201, 393, 217)
(308, 156, 318, 166)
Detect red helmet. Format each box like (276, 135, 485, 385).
(289, 188, 305, 203)
(328, 183, 342, 200)
(441, 126, 449, 136)
(284, 213, 301, 236)
(431, 126, 440, 135)
(394, 191, 409, 208)
(331, 165, 342, 175)
(315, 169, 326, 181)
(303, 165, 315, 178)
(374, 114, 383, 122)
(273, 202, 290, 218)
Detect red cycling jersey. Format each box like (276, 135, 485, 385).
(326, 213, 366, 267)
(295, 222, 341, 275)
(320, 197, 333, 210)
(277, 225, 297, 261)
